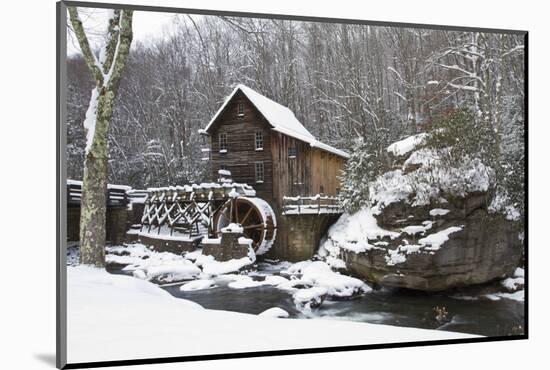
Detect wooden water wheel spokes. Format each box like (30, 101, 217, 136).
(213, 197, 277, 254)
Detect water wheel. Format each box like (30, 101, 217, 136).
(213, 197, 277, 255)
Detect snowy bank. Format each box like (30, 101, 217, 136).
(67, 266, 477, 364)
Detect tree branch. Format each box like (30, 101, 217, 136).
(106, 9, 134, 90)
(67, 7, 104, 86)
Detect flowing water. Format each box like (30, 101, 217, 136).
(108, 261, 524, 337)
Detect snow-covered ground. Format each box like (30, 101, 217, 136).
(67, 266, 477, 364)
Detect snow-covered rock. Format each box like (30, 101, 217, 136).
(197, 254, 255, 276)
(258, 307, 290, 318)
(326, 197, 522, 291)
(281, 260, 371, 310)
(387, 133, 428, 157)
(321, 136, 523, 291)
(292, 287, 328, 310)
(143, 262, 201, 283)
(500, 267, 525, 292)
(180, 279, 216, 291)
(295, 261, 370, 298)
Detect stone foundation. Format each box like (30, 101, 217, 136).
(266, 213, 342, 262)
(202, 232, 250, 261)
(202, 232, 249, 261)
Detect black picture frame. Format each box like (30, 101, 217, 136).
(56, 1, 528, 368)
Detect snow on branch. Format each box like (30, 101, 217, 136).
(393, 91, 407, 102)
(501, 45, 524, 58)
(435, 63, 474, 77)
(447, 83, 479, 92)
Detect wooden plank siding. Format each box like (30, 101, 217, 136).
(209, 91, 274, 205)
(270, 133, 311, 212)
(310, 149, 345, 197)
(271, 133, 345, 212)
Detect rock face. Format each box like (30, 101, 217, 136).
(340, 193, 523, 291)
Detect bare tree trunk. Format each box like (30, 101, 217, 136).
(68, 7, 133, 266)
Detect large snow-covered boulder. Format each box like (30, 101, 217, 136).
(322, 138, 523, 291)
(386, 133, 428, 168)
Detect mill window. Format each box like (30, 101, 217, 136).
(255, 162, 264, 183)
(237, 103, 245, 117)
(255, 131, 264, 151)
(219, 132, 227, 152)
(288, 147, 297, 158)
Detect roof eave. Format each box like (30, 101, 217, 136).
(202, 85, 243, 134)
(271, 126, 349, 159)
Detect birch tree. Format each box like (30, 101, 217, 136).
(68, 7, 133, 266)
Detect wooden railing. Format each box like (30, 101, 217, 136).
(67, 180, 130, 208)
(126, 189, 149, 204)
(282, 195, 342, 215)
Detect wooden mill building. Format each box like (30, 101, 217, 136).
(201, 84, 349, 260)
(201, 84, 349, 211)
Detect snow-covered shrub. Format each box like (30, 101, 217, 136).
(369, 154, 492, 208)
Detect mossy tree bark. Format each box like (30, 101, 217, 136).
(68, 7, 133, 267)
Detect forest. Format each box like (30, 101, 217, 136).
(66, 14, 525, 215)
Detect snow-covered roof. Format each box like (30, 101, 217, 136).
(202, 84, 349, 159)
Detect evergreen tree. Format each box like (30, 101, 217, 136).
(340, 137, 386, 212)
(426, 108, 498, 169)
